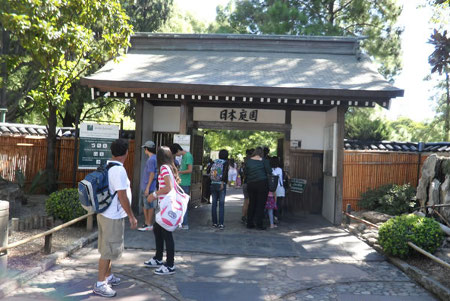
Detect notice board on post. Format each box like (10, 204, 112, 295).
(290, 178, 307, 194)
(78, 123, 119, 169)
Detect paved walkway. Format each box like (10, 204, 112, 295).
(4, 189, 438, 300)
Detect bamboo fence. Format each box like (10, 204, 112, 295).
(343, 151, 428, 210)
(0, 136, 135, 191)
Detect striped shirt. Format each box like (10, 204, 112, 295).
(158, 165, 174, 201)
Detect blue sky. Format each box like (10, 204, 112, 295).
(174, 0, 448, 122)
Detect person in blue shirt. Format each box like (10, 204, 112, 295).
(138, 140, 157, 231)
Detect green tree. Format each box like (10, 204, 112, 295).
(389, 117, 444, 142)
(214, 0, 402, 80)
(121, 0, 173, 32)
(345, 108, 391, 141)
(0, 25, 40, 121)
(204, 130, 281, 159)
(428, 30, 450, 140)
(1, 0, 133, 192)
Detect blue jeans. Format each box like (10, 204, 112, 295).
(180, 185, 190, 226)
(211, 183, 226, 225)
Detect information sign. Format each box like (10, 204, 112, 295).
(174, 134, 191, 153)
(78, 123, 119, 169)
(290, 178, 307, 194)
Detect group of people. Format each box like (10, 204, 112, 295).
(93, 139, 286, 298)
(241, 147, 286, 230)
(93, 139, 192, 298)
(206, 146, 287, 231)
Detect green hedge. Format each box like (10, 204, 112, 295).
(358, 183, 417, 215)
(46, 188, 85, 223)
(378, 214, 444, 258)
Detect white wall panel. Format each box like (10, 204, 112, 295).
(153, 106, 180, 132)
(291, 111, 326, 150)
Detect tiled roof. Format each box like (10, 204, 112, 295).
(0, 123, 135, 139)
(82, 33, 403, 102)
(344, 140, 450, 152)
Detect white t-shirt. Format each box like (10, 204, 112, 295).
(101, 160, 131, 219)
(272, 167, 285, 197)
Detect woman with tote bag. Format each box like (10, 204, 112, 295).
(144, 146, 180, 275)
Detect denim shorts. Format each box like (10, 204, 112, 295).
(140, 190, 155, 210)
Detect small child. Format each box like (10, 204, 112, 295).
(265, 190, 278, 228)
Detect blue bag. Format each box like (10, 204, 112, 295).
(78, 162, 119, 213)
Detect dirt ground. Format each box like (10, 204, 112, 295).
(406, 245, 450, 288)
(6, 194, 94, 272)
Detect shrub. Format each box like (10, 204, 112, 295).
(378, 214, 444, 258)
(46, 188, 85, 223)
(358, 183, 417, 215)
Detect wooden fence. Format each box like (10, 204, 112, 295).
(0, 136, 434, 212)
(343, 151, 428, 211)
(0, 136, 135, 191)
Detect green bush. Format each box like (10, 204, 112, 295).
(378, 214, 444, 258)
(358, 183, 417, 215)
(46, 188, 85, 223)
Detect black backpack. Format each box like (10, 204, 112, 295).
(268, 174, 279, 192)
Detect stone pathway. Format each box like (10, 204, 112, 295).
(4, 189, 439, 300)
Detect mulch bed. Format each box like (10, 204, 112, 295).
(6, 194, 94, 272)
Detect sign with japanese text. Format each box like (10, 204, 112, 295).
(193, 108, 285, 124)
(219, 109, 258, 122)
(78, 123, 119, 169)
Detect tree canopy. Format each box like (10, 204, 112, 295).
(1, 0, 133, 191)
(214, 0, 403, 80)
(204, 130, 281, 160)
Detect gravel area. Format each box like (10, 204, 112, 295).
(6, 194, 95, 272)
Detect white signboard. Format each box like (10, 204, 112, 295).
(174, 134, 191, 153)
(80, 123, 119, 139)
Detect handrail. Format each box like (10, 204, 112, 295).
(343, 210, 450, 270)
(407, 242, 450, 269)
(0, 212, 94, 254)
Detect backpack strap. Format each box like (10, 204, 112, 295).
(106, 162, 120, 199)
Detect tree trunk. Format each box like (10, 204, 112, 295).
(446, 70, 450, 141)
(0, 28, 10, 109)
(46, 104, 58, 193)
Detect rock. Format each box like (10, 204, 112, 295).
(427, 179, 441, 214)
(416, 154, 438, 207)
(0, 182, 26, 218)
(441, 176, 450, 221)
(357, 224, 366, 232)
(361, 211, 392, 224)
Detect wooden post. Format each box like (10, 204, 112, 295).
(179, 99, 188, 134)
(0, 201, 9, 275)
(86, 214, 93, 232)
(334, 106, 347, 225)
(346, 204, 352, 224)
(46, 216, 54, 229)
(283, 109, 291, 171)
(11, 218, 19, 232)
(33, 216, 39, 229)
(132, 95, 144, 215)
(44, 233, 52, 254)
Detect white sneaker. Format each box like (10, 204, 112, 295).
(138, 224, 153, 231)
(144, 258, 163, 268)
(93, 282, 116, 297)
(154, 264, 176, 275)
(107, 274, 120, 286)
